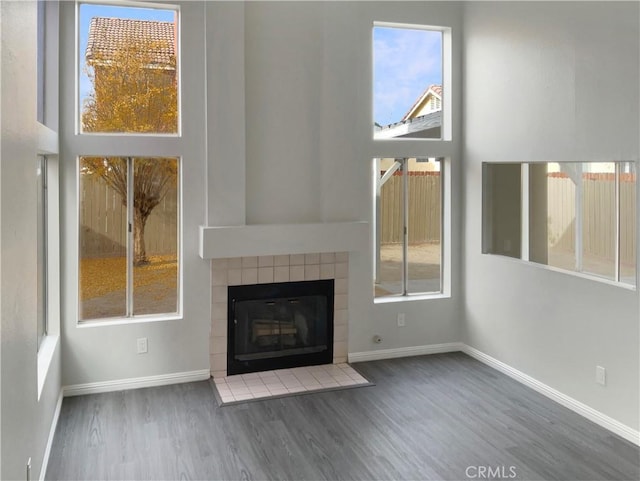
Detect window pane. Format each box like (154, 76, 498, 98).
(373, 26, 442, 139)
(37, 157, 47, 346)
(620, 162, 636, 286)
(375, 158, 403, 296)
(483, 163, 521, 258)
(407, 158, 441, 293)
(79, 3, 178, 134)
(132, 158, 179, 316)
(79, 156, 179, 320)
(537, 163, 578, 271)
(79, 157, 128, 320)
(582, 163, 616, 280)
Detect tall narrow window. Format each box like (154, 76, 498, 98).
(373, 25, 443, 139)
(374, 158, 442, 297)
(79, 156, 179, 321)
(37, 156, 47, 348)
(79, 3, 179, 134)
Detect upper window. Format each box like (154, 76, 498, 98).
(78, 3, 179, 134)
(373, 24, 443, 140)
(483, 161, 637, 287)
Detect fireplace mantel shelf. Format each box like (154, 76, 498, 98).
(199, 222, 369, 259)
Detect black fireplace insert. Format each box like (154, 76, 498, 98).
(227, 279, 334, 375)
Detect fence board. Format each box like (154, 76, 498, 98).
(80, 175, 177, 258)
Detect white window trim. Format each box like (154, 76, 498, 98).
(36, 0, 60, 400)
(60, 0, 206, 326)
(369, 20, 453, 304)
(373, 157, 451, 302)
(372, 21, 452, 142)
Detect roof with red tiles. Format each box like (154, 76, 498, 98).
(86, 17, 175, 67)
(402, 84, 443, 121)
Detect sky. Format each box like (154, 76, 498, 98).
(78, 3, 175, 104)
(373, 26, 443, 126)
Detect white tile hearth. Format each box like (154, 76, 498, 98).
(212, 364, 370, 405)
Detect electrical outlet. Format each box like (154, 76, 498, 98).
(596, 366, 606, 386)
(137, 337, 148, 354)
(397, 313, 406, 327)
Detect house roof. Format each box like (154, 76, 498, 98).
(374, 110, 442, 139)
(402, 84, 443, 121)
(86, 17, 175, 67)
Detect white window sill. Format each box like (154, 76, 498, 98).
(374, 292, 450, 304)
(77, 314, 182, 328)
(485, 253, 637, 291)
(37, 335, 59, 400)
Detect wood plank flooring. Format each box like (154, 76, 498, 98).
(46, 353, 639, 480)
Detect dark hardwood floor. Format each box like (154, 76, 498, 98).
(46, 353, 639, 480)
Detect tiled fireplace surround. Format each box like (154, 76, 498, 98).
(210, 252, 349, 378)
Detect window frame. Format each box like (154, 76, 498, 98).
(77, 155, 182, 322)
(373, 157, 445, 299)
(36, 0, 61, 400)
(76, 0, 182, 136)
(372, 21, 453, 142)
(482, 161, 637, 289)
(371, 20, 453, 303)
(61, 0, 206, 327)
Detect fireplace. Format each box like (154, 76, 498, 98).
(227, 280, 334, 375)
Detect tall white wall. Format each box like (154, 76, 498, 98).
(463, 1, 640, 430)
(0, 1, 62, 479)
(213, 1, 464, 354)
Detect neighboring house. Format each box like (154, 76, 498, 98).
(84, 17, 178, 122)
(374, 83, 442, 139)
(86, 16, 176, 70)
(402, 84, 443, 119)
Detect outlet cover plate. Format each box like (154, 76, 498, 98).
(137, 337, 148, 354)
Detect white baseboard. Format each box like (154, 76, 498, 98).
(63, 369, 211, 397)
(461, 345, 640, 446)
(348, 342, 463, 363)
(40, 390, 63, 481)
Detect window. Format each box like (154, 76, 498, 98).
(78, 3, 179, 134)
(374, 157, 443, 297)
(72, 2, 183, 322)
(37, 156, 48, 349)
(483, 161, 637, 287)
(373, 24, 443, 139)
(79, 156, 179, 320)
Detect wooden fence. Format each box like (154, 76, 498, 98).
(79, 174, 178, 258)
(547, 173, 636, 265)
(379, 171, 636, 266)
(380, 171, 441, 244)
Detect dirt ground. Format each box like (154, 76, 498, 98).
(375, 242, 441, 296)
(79, 255, 178, 320)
